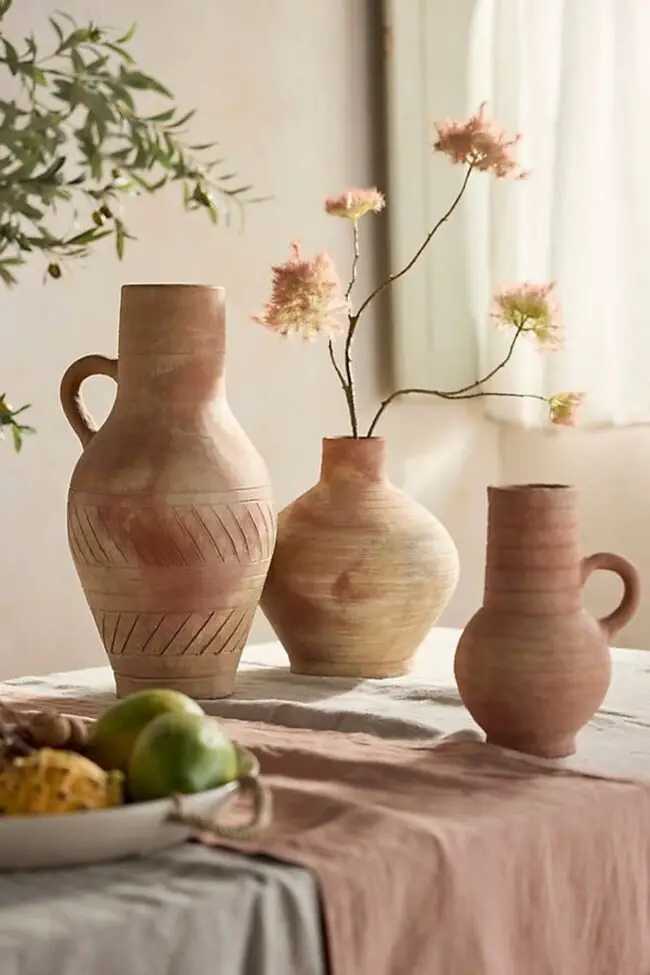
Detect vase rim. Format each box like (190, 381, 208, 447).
(320, 435, 386, 481)
(323, 435, 385, 443)
(491, 482, 574, 492)
(118, 283, 226, 359)
(121, 283, 224, 292)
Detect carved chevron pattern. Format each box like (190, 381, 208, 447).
(91, 605, 256, 658)
(68, 499, 276, 568)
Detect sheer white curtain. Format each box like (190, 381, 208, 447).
(467, 0, 650, 426)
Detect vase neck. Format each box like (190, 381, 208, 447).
(319, 437, 387, 487)
(116, 284, 227, 407)
(483, 484, 583, 614)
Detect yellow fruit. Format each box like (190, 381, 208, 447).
(128, 713, 237, 803)
(0, 749, 124, 815)
(85, 689, 205, 773)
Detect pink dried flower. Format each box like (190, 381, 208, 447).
(548, 392, 585, 427)
(433, 103, 526, 179)
(253, 241, 348, 340)
(324, 187, 386, 220)
(492, 281, 564, 349)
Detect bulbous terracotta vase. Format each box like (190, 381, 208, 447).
(260, 436, 459, 677)
(61, 284, 276, 699)
(454, 484, 640, 758)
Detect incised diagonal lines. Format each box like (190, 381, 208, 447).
(156, 613, 192, 656)
(118, 614, 141, 656)
(84, 508, 110, 563)
(221, 606, 254, 655)
(173, 508, 205, 562)
(212, 506, 240, 560)
(109, 613, 122, 655)
(176, 611, 216, 655)
(197, 608, 237, 656)
(139, 614, 166, 654)
(73, 506, 99, 565)
(94, 507, 129, 564)
(190, 506, 225, 561)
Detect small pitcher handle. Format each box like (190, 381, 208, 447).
(60, 354, 118, 448)
(581, 552, 641, 639)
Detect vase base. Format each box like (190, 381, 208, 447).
(289, 658, 412, 680)
(486, 734, 576, 760)
(114, 670, 237, 701)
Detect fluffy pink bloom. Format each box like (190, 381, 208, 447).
(324, 187, 386, 220)
(433, 103, 526, 179)
(548, 392, 585, 426)
(492, 281, 564, 349)
(253, 241, 349, 340)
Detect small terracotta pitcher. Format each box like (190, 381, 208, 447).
(454, 483, 640, 758)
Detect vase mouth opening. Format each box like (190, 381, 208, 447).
(323, 436, 384, 444)
(320, 436, 386, 481)
(118, 283, 226, 358)
(494, 483, 574, 492)
(121, 283, 224, 292)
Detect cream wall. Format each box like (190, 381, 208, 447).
(0, 0, 500, 678)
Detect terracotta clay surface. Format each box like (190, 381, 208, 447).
(454, 484, 640, 758)
(61, 284, 276, 699)
(260, 437, 459, 678)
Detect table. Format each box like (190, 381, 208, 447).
(1, 627, 650, 975)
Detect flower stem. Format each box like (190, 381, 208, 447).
(345, 220, 361, 303)
(326, 218, 362, 437)
(366, 389, 548, 436)
(332, 166, 475, 438)
(327, 340, 347, 389)
(327, 338, 357, 436)
(352, 164, 474, 325)
(447, 323, 528, 397)
(365, 322, 535, 436)
(338, 221, 362, 437)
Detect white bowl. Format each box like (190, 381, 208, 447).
(0, 746, 261, 871)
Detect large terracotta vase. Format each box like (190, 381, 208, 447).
(454, 484, 640, 758)
(60, 284, 276, 699)
(260, 436, 459, 677)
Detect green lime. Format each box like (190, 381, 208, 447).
(127, 712, 238, 802)
(85, 689, 205, 773)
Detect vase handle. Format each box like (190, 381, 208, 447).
(60, 355, 118, 448)
(581, 552, 641, 639)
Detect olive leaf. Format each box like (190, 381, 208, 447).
(0, 396, 34, 452)
(0, 0, 261, 449)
